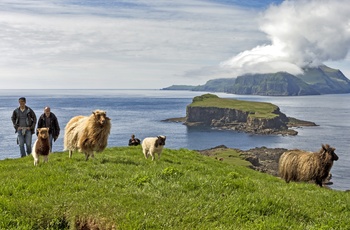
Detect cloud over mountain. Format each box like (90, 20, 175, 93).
(221, 0, 350, 76)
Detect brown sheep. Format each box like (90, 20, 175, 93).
(32, 128, 50, 166)
(64, 110, 111, 160)
(278, 144, 339, 187)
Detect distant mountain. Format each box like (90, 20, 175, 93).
(192, 78, 237, 92)
(162, 65, 350, 96)
(298, 65, 350, 94)
(229, 72, 319, 96)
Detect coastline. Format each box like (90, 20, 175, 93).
(163, 116, 317, 136)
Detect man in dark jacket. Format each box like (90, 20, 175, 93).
(11, 97, 37, 157)
(37, 106, 60, 153)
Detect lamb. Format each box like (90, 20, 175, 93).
(64, 110, 111, 160)
(278, 144, 339, 187)
(142, 136, 166, 161)
(32, 128, 50, 166)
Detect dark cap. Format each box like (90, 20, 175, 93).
(18, 97, 26, 102)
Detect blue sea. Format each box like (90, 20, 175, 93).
(1, 89, 349, 191)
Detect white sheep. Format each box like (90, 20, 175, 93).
(142, 136, 166, 161)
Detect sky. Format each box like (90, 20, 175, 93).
(1, 0, 350, 89)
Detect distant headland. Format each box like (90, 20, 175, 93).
(163, 65, 350, 96)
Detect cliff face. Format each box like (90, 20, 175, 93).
(185, 106, 292, 134)
(186, 107, 249, 125)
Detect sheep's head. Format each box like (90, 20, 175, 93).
(155, 135, 166, 147)
(321, 144, 339, 161)
(37, 128, 49, 139)
(92, 110, 110, 126)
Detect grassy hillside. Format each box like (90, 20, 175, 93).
(231, 72, 320, 96)
(189, 94, 280, 119)
(192, 78, 236, 92)
(0, 147, 349, 229)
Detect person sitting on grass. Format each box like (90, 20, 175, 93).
(128, 134, 141, 146)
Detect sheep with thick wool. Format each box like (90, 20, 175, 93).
(278, 144, 338, 187)
(64, 110, 111, 160)
(142, 136, 166, 161)
(32, 128, 50, 166)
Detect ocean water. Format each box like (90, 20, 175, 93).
(1, 89, 349, 191)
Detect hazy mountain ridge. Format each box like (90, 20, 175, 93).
(163, 65, 350, 96)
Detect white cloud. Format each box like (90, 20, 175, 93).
(0, 0, 269, 89)
(2, 0, 348, 89)
(221, 0, 350, 76)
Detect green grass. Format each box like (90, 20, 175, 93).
(189, 94, 279, 119)
(0, 147, 349, 229)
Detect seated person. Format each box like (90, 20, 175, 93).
(128, 134, 141, 146)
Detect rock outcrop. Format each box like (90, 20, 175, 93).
(185, 106, 300, 135)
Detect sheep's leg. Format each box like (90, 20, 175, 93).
(315, 178, 323, 187)
(151, 152, 155, 161)
(33, 153, 39, 166)
(43, 155, 48, 163)
(85, 152, 89, 161)
(69, 150, 73, 158)
(143, 149, 149, 159)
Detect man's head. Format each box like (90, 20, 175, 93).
(44, 107, 51, 117)
(18, 97, 26, 107)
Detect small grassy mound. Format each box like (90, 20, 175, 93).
(0, 147, 349, 229)
(189, 94, 279, 119)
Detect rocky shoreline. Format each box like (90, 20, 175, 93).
(196, 145, 284, 177)
(163, 116, 316, 136)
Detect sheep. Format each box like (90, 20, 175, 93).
(278, 144, 339, 187)
(142, 136, 166, 161)
(64, 110, 111, 160)
(32, 128, 50, 166)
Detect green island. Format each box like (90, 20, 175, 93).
(0, 147, 349, 229)
(166, 94, 316, 135)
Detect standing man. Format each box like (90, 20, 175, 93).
(11, 97, 37, 157)
(37, 106, 60, 153)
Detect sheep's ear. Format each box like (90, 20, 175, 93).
(106, 117, 111, 120)
(323, 144, 331, 152)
